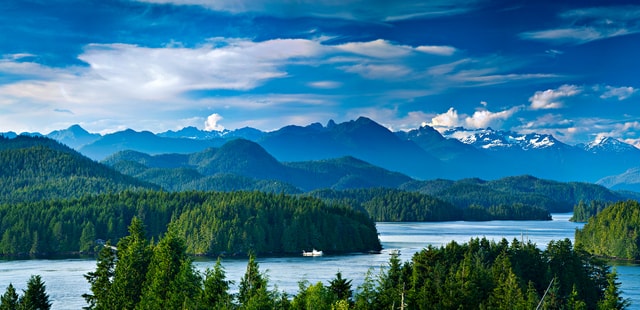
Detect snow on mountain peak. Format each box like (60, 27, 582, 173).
(442, 127, 559, 150)
(584, 136, 636, 153)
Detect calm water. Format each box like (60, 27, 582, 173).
(1, 214, 639, 309)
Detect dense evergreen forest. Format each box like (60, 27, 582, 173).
(73, 218, 627, 309)
(0, 191, 380, 256)
(309, 188, 551, 221)
(402, 175, 626, 213)
(571, 200, 612, 222)
(575, 200, 640, 260)
(0, 136, 157, 203)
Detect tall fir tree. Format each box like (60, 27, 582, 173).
(82, 241, 117, 310)
(328, 271, 352, 303)
(19, 275, 51, 310)
(597, 269, 629, 310)
(138, 226, 202, 309)
(238, 253, 272, 309)
(109, 217, 152, 309)
(200, 258, 232, 309)
(0, 283, 19, 310)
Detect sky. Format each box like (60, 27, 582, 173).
(1, 0, 639, 147)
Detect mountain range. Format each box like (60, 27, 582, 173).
(3, 117, 639, 186)
(2, 135, 632, 214)
(102, 138, 412, 192)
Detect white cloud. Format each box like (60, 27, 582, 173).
(204, 113, 225, 131)
(0, 38, 328, 106)
(429, 107, 462, 128)
(520, 27, 606, 44)
(425, 56, 561, 89)
(416, 45, 457, 56)
(78, 39, 325, 94)
(615, 121, 640, 140)
(336, 39, 412, 58)
(600, 85, 637, 100)
(529, 84, 581, 110)
(464, 106, 521, 129)
(520, 6, 640, 44)
(624, 138, 640, 149)
(307, 81, 342, 89)
(428, 105, 521, 130)
(340, 64, 411, 79)
(519, 114, 575, 131)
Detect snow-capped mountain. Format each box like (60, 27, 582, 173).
(442, 127, 566, 151)
(158, 126, 225, 140)
(158, 126, 265, 141)
(579, 136, 640, 154)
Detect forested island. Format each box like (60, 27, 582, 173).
(0, 191, 380, 256)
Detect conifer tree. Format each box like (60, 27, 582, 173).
(489, 254, 526, 310)
(328, 272, 352, 303)
(110, 217, 152, 309)
(19, 275, 51, 310)
(597, 269, 629, 310)
(353, 269, 377, 310)
(567, 284, 587, 310)
(0, 283, 19, 310)
(83, 241, 117, 309)
(238, 253, 271, 309)
(373, 258, 400, 309)
(138, 226, 202, 309)
(200, 258, 232, 309)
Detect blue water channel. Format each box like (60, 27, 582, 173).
(1, 214, 638, 309)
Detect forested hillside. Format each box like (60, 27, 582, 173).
(103, 139, 412, 192)
(0, 136, 157, 203)
(575, 200, 640, 260)
(0, 191, 381, 256)
(309, 188, 551, 221)
(402, 175, 626, 213)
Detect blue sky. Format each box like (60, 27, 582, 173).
(1, 0, 639, 147)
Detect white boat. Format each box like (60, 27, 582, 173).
(388, 249, 401, 256)
(302, 249, 323, 256)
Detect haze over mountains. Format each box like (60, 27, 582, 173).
(3, 117, 639, 186)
